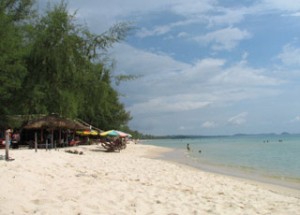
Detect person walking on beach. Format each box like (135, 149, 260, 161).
(186, 143, 190, 151)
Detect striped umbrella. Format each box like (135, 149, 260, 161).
(100, 130, 131, 138)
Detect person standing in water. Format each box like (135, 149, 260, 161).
(186, 143, 190, 151)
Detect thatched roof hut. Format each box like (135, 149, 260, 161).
(23, 114, 89, 130)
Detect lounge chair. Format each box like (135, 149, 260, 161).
(101, 140, 126, 152)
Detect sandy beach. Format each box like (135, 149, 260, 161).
(0, 144, 299, 215)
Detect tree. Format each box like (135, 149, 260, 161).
(78, 65, 132, 130)
(22, 2, 85, 116)
(0, 0, 35, 125)
(21, 1, 132, 129)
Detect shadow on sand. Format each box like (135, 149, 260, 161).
(0, 154, 15, 161)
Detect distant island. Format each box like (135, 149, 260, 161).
(142, 132, 298, 139)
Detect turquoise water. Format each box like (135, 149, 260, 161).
(142, 135, 300, 189)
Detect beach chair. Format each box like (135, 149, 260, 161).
(101, 141, 119, 152)
(101, 140, 126, 152)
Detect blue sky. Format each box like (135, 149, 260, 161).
(38, 0, 300, 135)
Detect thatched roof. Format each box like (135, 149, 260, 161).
(23, 114, 89, 130)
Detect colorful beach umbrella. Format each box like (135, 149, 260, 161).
(100, 130, 131, 138)
(76, 129, 99, 136)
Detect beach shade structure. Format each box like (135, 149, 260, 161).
(76, 129, 99, 136)
(22, 114, 90, 151)
(23, 114, 89, 130)
(100, 130, 131, 138)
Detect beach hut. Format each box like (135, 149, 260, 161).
(23, 114, 89, 150)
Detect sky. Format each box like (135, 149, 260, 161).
(37, 0, 300, 136)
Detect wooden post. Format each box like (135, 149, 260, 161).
(58, 128, 61, 150)
(51, 129, 54, 150)
(41, 129, 44, 143)
(34, 132, 38, 152)
(5, 129, 10, 160)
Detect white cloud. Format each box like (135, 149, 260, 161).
(170, 0, 217, 16)
(228, 112, 248, 125)
(113, 44, 284, 125)
(261, 0, 300, 11)
(277, 43, 300, 66)
(114, 44, 283, 94)
(178, 126, 186, 130)
(290, 12, 300, 17)
(112, 43, 188, 76)
(136, 18, 204, 38)
(177, 58, 225, 82)
(207, 7, 248, 27)
(137, 26, 172, 38)
(194, 27, 251, 51)
(290, 116, 300, 123)
(177, 32, 189, 38)
(210, 60, 283, 86)
(128, 95, 211, 114)
(202, 121, 217, 128)
(65, 0, 192, 33)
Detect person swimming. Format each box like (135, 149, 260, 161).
(186, 143, 190, 151)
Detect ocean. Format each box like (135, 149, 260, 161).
(142, 134, 300, 190)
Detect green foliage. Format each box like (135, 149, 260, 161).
(0, 0, 134, 131)
(0, 0, 35, 22)
(0, 0, 35, 118)
(23, 2, 85, 117)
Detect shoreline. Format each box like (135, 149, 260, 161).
(1, 144, 300, 214)
(149, 144, 300, 195)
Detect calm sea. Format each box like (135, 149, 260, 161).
(142, 134, 300, 190)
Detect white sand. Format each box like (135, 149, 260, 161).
(0, 144, 299, 215)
